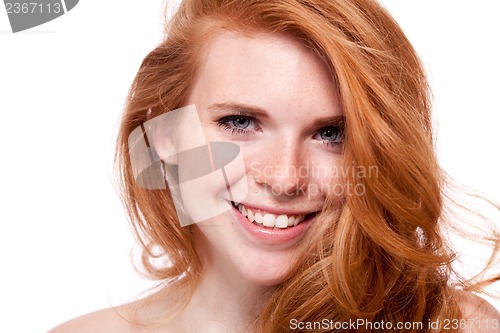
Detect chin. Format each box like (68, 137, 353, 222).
(232, 246, 300, 287)
(192, 203, 312, 288)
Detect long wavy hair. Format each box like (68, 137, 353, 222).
(115, 0, 499, 331)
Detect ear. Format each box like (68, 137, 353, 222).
(148, 114, 178, 165)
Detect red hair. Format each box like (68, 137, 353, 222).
(115, 0, 499, 331)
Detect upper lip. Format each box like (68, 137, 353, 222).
(232, 201, 321, 216)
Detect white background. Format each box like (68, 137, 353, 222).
(0, 1, 498, 332)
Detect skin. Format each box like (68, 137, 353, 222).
(185, 30, 343, 286)
(48, 32, 500, 333)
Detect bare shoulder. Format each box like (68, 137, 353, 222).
(47, 294, 181, 333)
(455, 290, 500, 333)
(47, 306, 137, 333)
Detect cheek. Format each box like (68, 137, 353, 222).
(178, 171, 231, 224)
(301, 155, 345, 200)
(176, 142, 250, 225)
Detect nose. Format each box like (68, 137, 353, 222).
(251, 138, 308, 196)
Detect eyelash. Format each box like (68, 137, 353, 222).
(316, 126, 344, 148)
(216, 114, 258, 135)
(216, 114, 344, 148)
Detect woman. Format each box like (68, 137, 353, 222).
(50, 0, 500, 332)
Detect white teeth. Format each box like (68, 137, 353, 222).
(234, 202, 314, 229)
(276, 215, 288, 228)
(294, 215, 305, 226)
(262, 214, 276, 227)
(247, 209, 255, 222)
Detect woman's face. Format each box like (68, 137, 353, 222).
(183, 31, 344, 286)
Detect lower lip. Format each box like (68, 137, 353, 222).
(231, 204, 315, 245)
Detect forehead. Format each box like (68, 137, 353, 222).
(205, 30, 313, 76)
(188, 30, 341, 117)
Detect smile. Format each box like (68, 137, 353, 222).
(231, 201, 317, 229)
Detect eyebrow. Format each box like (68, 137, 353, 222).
(314, 115, 345, 128)
(207, 102, 345, 126)
(207, 102, 269, 118)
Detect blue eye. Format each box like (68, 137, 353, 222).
(315, 126, 344, 146)
(314, 126, 344, 153)
(231, 117, 251, 129)
(217, 115, 257, 134)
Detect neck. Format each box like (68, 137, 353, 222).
(188, 266, 270, 331)
(175, 231, 274, 332)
